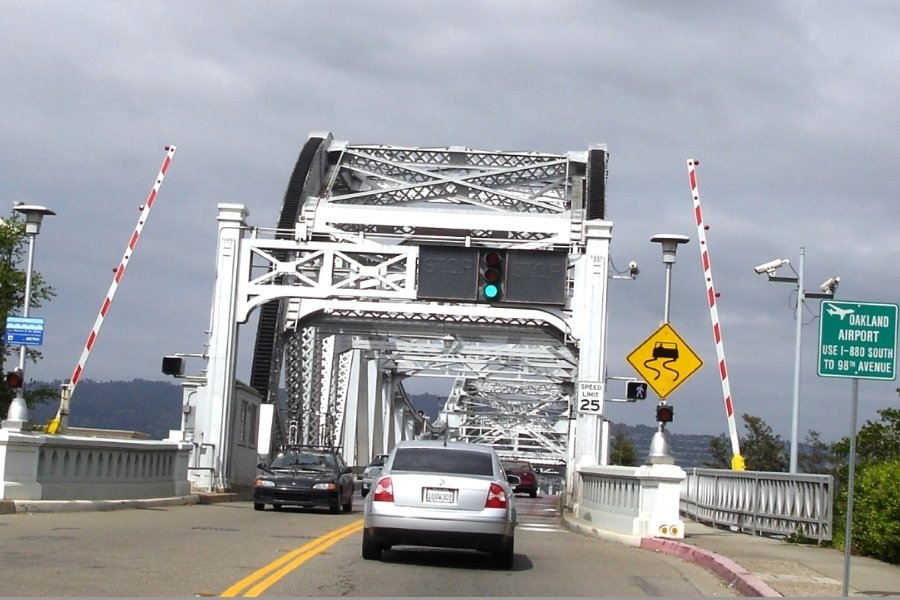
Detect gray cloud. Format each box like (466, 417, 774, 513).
(3, 1, 898, 443)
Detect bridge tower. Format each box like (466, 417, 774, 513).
(190, 133, 613, 494)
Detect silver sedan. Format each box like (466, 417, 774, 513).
(360, 453, 389, 497)
(362, 440, 518, 569)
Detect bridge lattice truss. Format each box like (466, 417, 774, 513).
(239, 133, 610, 465)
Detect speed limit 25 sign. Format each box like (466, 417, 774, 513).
(577, 381, 604, 414)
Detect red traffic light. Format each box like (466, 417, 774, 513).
(5, 369, 24, 389)
(655, 403, 674, 423)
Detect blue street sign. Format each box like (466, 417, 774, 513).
(5, 316, 45, 346)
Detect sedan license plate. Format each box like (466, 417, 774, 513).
(424, 487, 456, 504)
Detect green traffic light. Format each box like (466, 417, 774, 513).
(482, 283, 501, 300)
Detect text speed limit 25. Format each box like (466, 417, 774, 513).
(577, 381, 603, 414)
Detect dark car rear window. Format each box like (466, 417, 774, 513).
(391, 448, 494, 476)
(502, 461, 533, 472)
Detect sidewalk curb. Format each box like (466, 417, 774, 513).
(561, 514, 643, 547)
(0, 492, 254, 514)
(563, 515, 781, 597)
(196, 492, 253, 504)
(9, 495, 201, 513)
(640, 537, 782, 597)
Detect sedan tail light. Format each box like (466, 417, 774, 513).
(484, 482, 508, 509)
(373, 477, 394, 502)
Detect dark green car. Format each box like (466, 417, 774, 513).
(253, 447, 355, 513)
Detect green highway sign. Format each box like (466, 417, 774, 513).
(818, 300, 898, 380)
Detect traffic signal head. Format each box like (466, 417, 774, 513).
(655, 403, 674, 423)
(479, 250, 505, 302)
(161, 355, 185, 377)
(5, 368, 24, 389)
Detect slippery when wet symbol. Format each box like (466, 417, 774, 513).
(644, 341, 681, 382)
(627, 323, 703, 399)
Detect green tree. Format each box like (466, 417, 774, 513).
(705, 414, 788, 471)
(609, 426, 638, 466)
(0, 213, 56, 419)
(704, 434, 731, 468)
(832, 407, 900, 465)
(830, 407, 900, 561)
(741, 414, 789, 471)
(850, 459, 900, 564)
(798, 430, 836, 474)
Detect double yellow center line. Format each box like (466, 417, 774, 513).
(221, 518, 364, 597)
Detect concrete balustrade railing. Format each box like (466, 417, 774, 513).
(574, 463, 686, 539)
(1, 429, 192, 501)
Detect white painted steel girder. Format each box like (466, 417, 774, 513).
(437, 377, 569, 464)
(202, 135, 612, 487)
(320, 143, 572, 214)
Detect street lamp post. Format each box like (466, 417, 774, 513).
(754, 247, 839, 473)
(647, 234, 689, 464)
(651, 234, 689, 324)
(3, 204, 55, 431)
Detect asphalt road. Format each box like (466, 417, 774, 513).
(0, 493, 736, 597)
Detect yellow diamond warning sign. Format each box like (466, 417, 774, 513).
(626, 323, 703, 399)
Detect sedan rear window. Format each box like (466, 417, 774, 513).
(391, 448, 494, 476)
(502, 461, 533, 472)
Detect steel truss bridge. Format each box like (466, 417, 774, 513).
(194, 133, 614, 490)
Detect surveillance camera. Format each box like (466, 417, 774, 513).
(753, 258, 789, 274)
(628, 261, 639, 277)
(820, 276, 840, 294)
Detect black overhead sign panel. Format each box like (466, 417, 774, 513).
(417, 246, 479, 302)
(416, 246, 568, 306)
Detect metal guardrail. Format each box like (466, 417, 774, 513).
(680, 468, 833, 541)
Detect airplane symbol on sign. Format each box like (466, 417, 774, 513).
(827, 305, 855, 320)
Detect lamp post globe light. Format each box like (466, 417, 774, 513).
(650, 234, 689, 324)
(3, 203, 55, 431)
(754, 246, 839, 473)
(647, 234, 689, 465)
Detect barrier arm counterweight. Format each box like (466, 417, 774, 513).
(687, 159, 745, 470)
(47, 145, 177, 434)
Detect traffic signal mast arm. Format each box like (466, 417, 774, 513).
(687, 159, 744, 471)
(46, 146, 177, 434)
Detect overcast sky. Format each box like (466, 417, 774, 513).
(3, 2, 898, 444)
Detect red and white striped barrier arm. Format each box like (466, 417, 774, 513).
(69, 145, 177, 389)
(688, 159, 744, 469)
